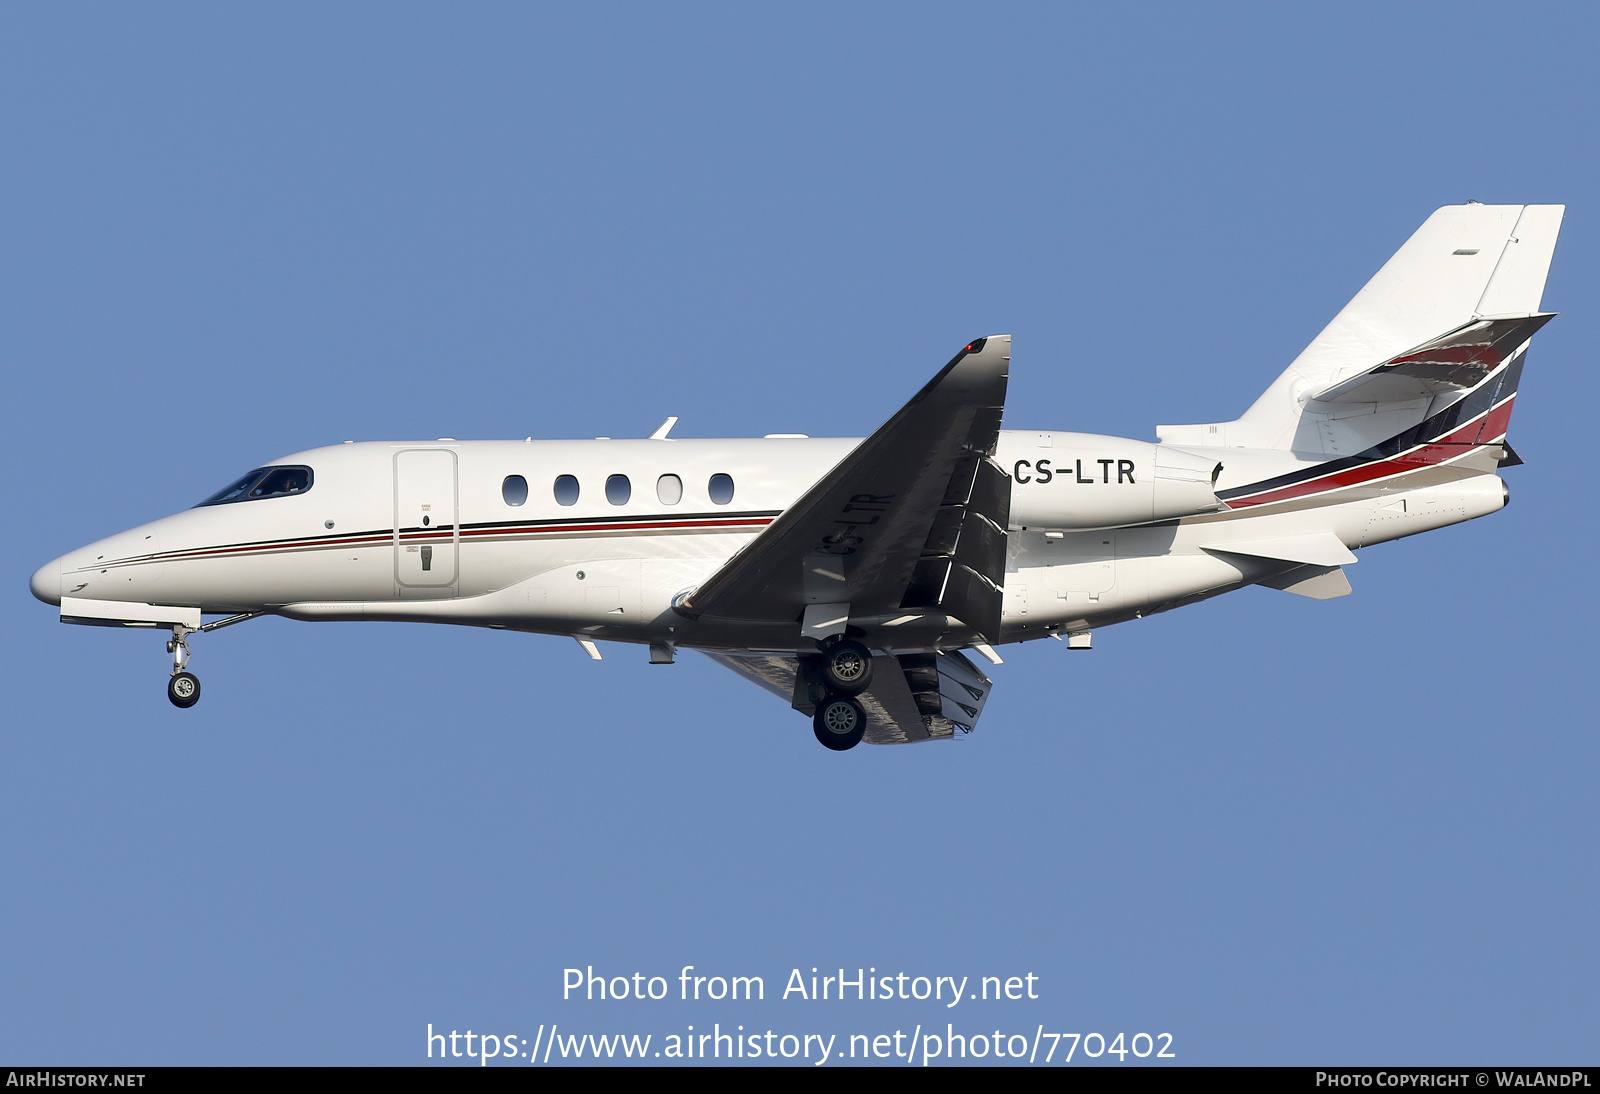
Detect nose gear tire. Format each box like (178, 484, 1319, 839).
(168, 671, 201, 709)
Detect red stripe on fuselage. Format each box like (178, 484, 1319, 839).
(1226, 396, 1514, 510)
(158, 533, 395, 562)
(139, 516, 775, 566)
(456, 517, 772, 539)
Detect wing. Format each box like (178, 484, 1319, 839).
(677, 336, 1011, 642)
(701, 649, 994, 745)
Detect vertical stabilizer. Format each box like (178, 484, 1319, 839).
(1158, 203, 1564, 453)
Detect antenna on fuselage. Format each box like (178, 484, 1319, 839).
(649, 416, 679, 440)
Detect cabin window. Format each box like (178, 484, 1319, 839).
(502, 475, 528, 506)
(606, 474, 632, 505)
(656, 474, 683, 505)
(708, 473, 735, 505)
(553, 475, 580, 506)
(195, 466, 314, 507)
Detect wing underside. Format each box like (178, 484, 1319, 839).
(701, 649, 993, 745)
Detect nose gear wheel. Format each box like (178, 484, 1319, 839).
(155, 612, 261, 710)
(168, 671, 201, 708)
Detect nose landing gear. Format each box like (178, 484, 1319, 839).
(160, 612, 263, 709)
(166, 625, 200, 708)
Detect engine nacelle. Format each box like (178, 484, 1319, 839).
(999, 432, 1225, 530)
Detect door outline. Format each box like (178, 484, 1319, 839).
(394, 448, 459, 589)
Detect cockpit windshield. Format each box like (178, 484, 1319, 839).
(195, 466, 314, 507)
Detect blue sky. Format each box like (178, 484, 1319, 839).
(4, 3, 1596, 1065)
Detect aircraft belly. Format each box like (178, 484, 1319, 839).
(511, 559, 641, 628)
(281, 533, 763, 638)
(1016, 551, 1256, 633)
(457, 533, 747, 600)
(1138, 553, 1250, 606)
(167, 547, 398, 610)
(1037, 542, 1116, 595)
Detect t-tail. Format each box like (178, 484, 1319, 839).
(1158, 203, 1563, 509)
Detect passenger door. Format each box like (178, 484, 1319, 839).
(394, 449, 459, 596)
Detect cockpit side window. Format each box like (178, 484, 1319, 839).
(249, 467, 312, 498)
(196, 465, 314, 507)
(198, 470, 267, 506)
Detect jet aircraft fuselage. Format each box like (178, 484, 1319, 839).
(29, 428, 1504, 647)
(31, 203, 1562, 749)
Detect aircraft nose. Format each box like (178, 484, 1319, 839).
(30, 557, 62, 606)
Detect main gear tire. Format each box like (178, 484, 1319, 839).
(812, 694, 866, 751)
(819, 639, 873, 695)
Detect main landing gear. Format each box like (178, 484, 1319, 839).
(818, 639, 873, 695)
(813, 693, 867, 751)
(162, 613, 263, 709)
(809, 639, 875, 751)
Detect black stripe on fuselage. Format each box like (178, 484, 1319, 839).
(1216, 352, 1525, 502)
(457, 510, 782, 533)
(94, 510, 783, 568)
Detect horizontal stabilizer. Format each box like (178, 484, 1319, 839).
(1201, 531, 1356, 568)
(1257, 564, 1352, 599)
(1311, 313, 1554, 405)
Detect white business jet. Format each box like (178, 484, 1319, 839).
(31, 203, 1562, 750)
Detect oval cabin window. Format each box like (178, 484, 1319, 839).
(708, 473, 735, 505)
(502, 475, 528, 506)
(606, 474, 631, 505)
(656, 474, 683, 505)
(553, 475, 580, 506)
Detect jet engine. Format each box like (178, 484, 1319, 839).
(1003, 432, 1225, 530)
